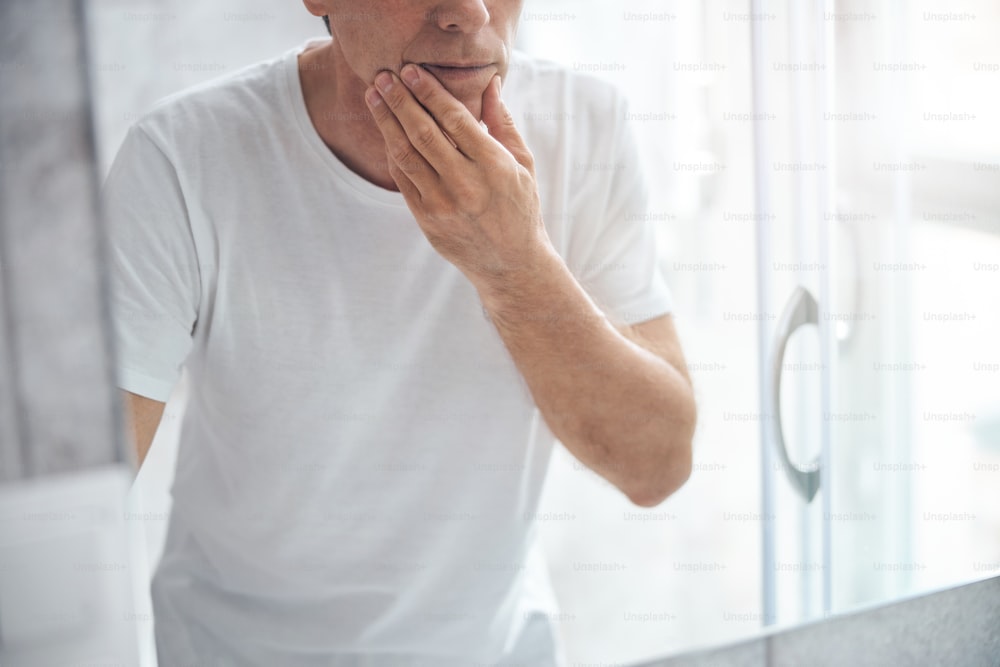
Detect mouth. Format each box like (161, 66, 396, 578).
(419, 63, 495, 82)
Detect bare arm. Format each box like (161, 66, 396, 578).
(363, 68, 695, 506)
(121, 390, 165, 471)
(480, 248, 697, 508)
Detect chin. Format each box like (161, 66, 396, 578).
(461, 99, 485, 123)
(428, 79, 486, 117)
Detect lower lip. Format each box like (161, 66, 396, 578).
(421, 64, 492, 82)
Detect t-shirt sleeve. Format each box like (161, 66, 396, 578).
(572, 95, 674, 327)
(102, 124, 201, 402)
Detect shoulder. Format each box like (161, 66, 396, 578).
(129, 46, 297, 157)
(504, 50, 634, 178)
(505, 52, 639, 197)
(505, 50, 631, 128)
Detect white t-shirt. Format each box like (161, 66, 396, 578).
(105, 38, 673, 667)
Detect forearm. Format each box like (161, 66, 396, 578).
(476, 245, 696, 507)
(362, 64, 694, 504)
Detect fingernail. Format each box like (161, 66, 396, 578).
(375, 71, 393, 94)
(401, 64, 420, 87)
(365, 87, 383, 107)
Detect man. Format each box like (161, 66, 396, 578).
(109, 1, 696, 665)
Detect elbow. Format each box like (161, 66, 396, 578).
(626, 445, 692, 508)
(626, 400, 697, 508)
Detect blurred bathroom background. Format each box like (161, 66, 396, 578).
(4, 0, 997, 665)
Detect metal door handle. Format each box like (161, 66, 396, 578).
(771, 286, 821, 503)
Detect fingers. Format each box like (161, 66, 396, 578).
(370, 70, 473, 172)
(385, 149, 423, 205)
(397, 64, 492, 162)
(481, 75, 535, 172)
(364, 86, 437, 193)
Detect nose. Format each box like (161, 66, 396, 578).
(429, 0, 490, 33)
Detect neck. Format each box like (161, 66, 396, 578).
(298, 40, 398, 192)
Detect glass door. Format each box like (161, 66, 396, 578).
(750, 0, 833, 626)
(754, 0, 1000, 630)
(521, 0, 999, 662)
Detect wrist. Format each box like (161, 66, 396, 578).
(474, 239, 562, 310)
(477, 243, 607, 334)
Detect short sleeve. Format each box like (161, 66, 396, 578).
(572, 96, 674, 327)
(102, 125, 201, 402)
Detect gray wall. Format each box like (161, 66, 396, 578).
(0, 0, 126, 481)
(85, 0, 324, 177)
(0, 3, 140, 663)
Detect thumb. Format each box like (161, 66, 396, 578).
(481, 75, 533, 169)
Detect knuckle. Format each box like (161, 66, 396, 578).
(521, 149, 536, 169)
(413, 124, 438, 151)
(384, 89, 406, 111)
(452, 182, 476, 203)
(421, 85, 444, 107)
(391, 145, 419, 170)
(479, 157, 508, 174)
(441, 108, 469, 135)
(370, 103, 391, 123)
(423, 193, 448, 215)
(453, 185, 489, 215)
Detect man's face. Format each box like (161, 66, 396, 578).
(308, 0, 524, 120)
